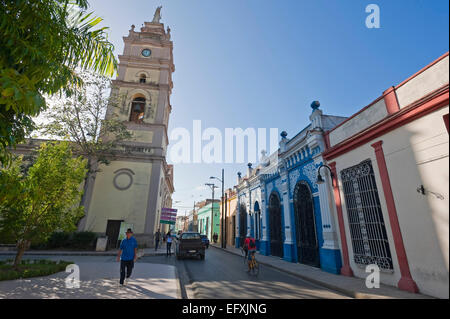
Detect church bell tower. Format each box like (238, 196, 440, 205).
(80, 7, 175, 247)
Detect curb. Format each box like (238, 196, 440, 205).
(174, 267, 183, 299)
(210, 245, 369, 299)
(0, 251, 169, 257)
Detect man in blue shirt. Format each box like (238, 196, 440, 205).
(116, 228, 138, 286)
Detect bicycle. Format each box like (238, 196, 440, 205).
(247, 251, 259, 276)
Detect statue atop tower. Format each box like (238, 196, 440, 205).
(152, 6, 162, 23)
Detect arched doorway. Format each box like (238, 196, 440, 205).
(268, 192, 283, 258)
(293, 182, 319, 267)
(239, 204, 247, 247)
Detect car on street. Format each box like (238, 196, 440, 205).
(200, 235, 210, 249)
(175, 232, 205, 260)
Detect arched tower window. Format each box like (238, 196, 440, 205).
(139, 74, 146, 84)
(129, 97, 146, 123)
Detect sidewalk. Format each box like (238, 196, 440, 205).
(0, 246, 173, 257)
(211, 244, 433, 299)
(0, 261, 179, 299)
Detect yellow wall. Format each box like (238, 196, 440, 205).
(220, 194, 237, 246)
(86, 160, 153, 234)
(124, 68, 160, 84)
(126, 130, 154, 144)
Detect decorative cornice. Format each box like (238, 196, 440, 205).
(10, 139, 168, 163)
(118, 55, 174, 72)
(123, 36, 173, 48)
(124, 121, 167, 131)
(112, 79, 170, 91)
(324, 85, 449, 160)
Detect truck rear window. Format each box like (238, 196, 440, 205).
(181, 233, 201, 240)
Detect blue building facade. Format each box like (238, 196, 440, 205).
(236, 103, 347, 274)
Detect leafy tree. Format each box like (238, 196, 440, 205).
(0, 0, 117, 165)
(0, 141, 87, 268)
(39, 71, 132, 227)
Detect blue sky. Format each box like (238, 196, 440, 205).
(88, 0, 449, 215)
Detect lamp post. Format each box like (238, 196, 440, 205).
(191, 195, 203, 232)
(210, 169, 225, 248)
(205, 183, 218, 241)
(192, 200, 199, 232)
(316, 164, 334, 185)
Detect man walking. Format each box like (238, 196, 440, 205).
(117, 228, 138, 286)
(155, 229, 161, 251)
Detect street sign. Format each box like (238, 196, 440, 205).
(160, 220, 175, 225)
(160, 207, 177, 225)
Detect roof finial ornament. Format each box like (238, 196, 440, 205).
(260, 150, 270, 167)
(152, 6, 162, 23)
(311, 100, 320, 111)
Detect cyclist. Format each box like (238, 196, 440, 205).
(243, 233, 257, 272)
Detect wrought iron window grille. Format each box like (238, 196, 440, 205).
(341, 160, 394, 271)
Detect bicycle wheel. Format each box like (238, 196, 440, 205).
(252, 261, 259, 276)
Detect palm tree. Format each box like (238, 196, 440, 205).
(0, 0, 118, 165)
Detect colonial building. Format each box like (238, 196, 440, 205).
(197, 201, 220, 241)
(175, 215, 187, 233)
(235, 151, 278, 250)
(323, 52, 449, 298)
(77, 10, 176, 248)
(236, 105, 347, 274)
(219, 188, 238, 247)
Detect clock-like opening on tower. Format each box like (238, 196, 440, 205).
(130, 97, 146, 123)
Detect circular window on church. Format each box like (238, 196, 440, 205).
(113, 169, 135, 191)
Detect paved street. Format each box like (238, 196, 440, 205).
(0, 247, 350, 299)
(140, 247, 351, 299)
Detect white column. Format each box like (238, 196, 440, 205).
(280, 172, 294, 245)
(260, 181, 268, 241)
(247, 189, 251, 236)
(315, 157, 340, 250)
(236, 193, 241, 240)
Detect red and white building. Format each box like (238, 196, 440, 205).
(323, 52, 449, 298)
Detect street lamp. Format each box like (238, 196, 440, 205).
(205, 183, 218, 242)
(190, 195, 203, 232)
(210, 169, 225, 248)
(316, 164, 334, 185)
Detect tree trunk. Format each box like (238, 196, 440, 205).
(80, 171, 92, 208)
(76, 157, 97, 231)
(13, 240, 29, 269)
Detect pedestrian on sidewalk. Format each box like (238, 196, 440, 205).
(155, 229, 161, 251)
(116, 228, 138, 286)
(166, 230, 173, 257)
